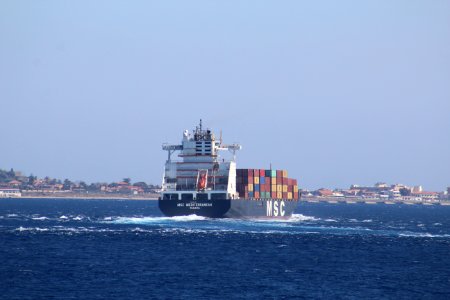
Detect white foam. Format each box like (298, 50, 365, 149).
(73, 216, 83, 221)
(32, 217, 48, 220)
(111, 215, 208, 225)
(288, 214, 320, 222)
(15, 227, 49, 232)
(59, 215, 69, 219)
(399, 232, 450, 238)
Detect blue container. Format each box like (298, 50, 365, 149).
(248, 192, 254, 198)
(260, 177, 265, 184)
(254, 184, 260, 191)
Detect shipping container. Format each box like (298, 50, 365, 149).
(271, 178, 277, 185)
(254, 191, 260, 198)
(260, 177, 265, 184)
(254, 177, 259, 184)
(277, 191, 282, 199)
(265, 170, 271, 177)
(271, 184, 277, 192)
(282, 170, 288, 178)
(248, 184, 253, 192)
(282, 185, 288, 193)
(287, 192, 293, 199)
(271, 170, 277, 177)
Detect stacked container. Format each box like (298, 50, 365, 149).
(236, 169, 299, 200)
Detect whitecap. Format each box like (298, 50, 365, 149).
(59, 215, 69, 219)
(399, 232, 450, 238)
(111, 215, 207, 225)
(15, 227, 49, 232)
(288, 214, 320, 222)
(32, 217, 48, 220)
(73, 216, 83, 221)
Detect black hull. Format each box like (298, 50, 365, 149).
(158, 198, 298, 219)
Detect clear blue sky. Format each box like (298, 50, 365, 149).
(1, 1, 449, 191)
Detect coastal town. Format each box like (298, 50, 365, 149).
(0, 168, 160, 199)
(1, 168, 449, 204)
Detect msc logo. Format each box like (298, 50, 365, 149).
(266, 200, 285, 217)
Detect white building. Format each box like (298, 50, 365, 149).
(0, 188, 22, 198)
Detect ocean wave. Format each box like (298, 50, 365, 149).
(288, 214, 320, 222)
(110, 215, 208, 225)
(32, 217, 49, 220)
(398, 232, 450, 238)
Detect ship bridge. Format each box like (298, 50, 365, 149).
(161, 120, 241, 198)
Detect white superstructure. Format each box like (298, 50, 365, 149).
(161, 120, 241, 200)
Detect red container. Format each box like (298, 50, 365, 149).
(276, 177, 282, 184)
(271, 192, 277, 198)
(277, 170, 282, 178)
(254, 191, 260, 198)
(260, 185, 266, 192)
(259, 169, 265, 177)
(293, 192, 299, 199)
(288, 185, 293, 192)
(292, 179, 297, 186)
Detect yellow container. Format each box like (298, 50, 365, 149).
(287, 192, 293, 199)
(248, 184, 253, 192)
(282, 185, 288, 193)
(277, 185, 282, 192)
(254, 177, 259, 184)
(271, 184, 277, 192)
(271, 178, 277, 185)
(294, 185, 298, 193)
(276, 192, 282, 199)
(282, 170, 288, 178)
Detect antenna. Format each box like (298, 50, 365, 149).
(220, 130, 223, 145)
(199, 119, 202, 131)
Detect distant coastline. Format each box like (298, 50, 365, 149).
(18, 192, 159, 201)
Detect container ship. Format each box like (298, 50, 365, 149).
(159, 120, 300, 218)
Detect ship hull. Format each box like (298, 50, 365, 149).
(158, 198, 298, 219)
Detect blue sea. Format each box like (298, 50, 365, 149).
(1, 199, 450, 299)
